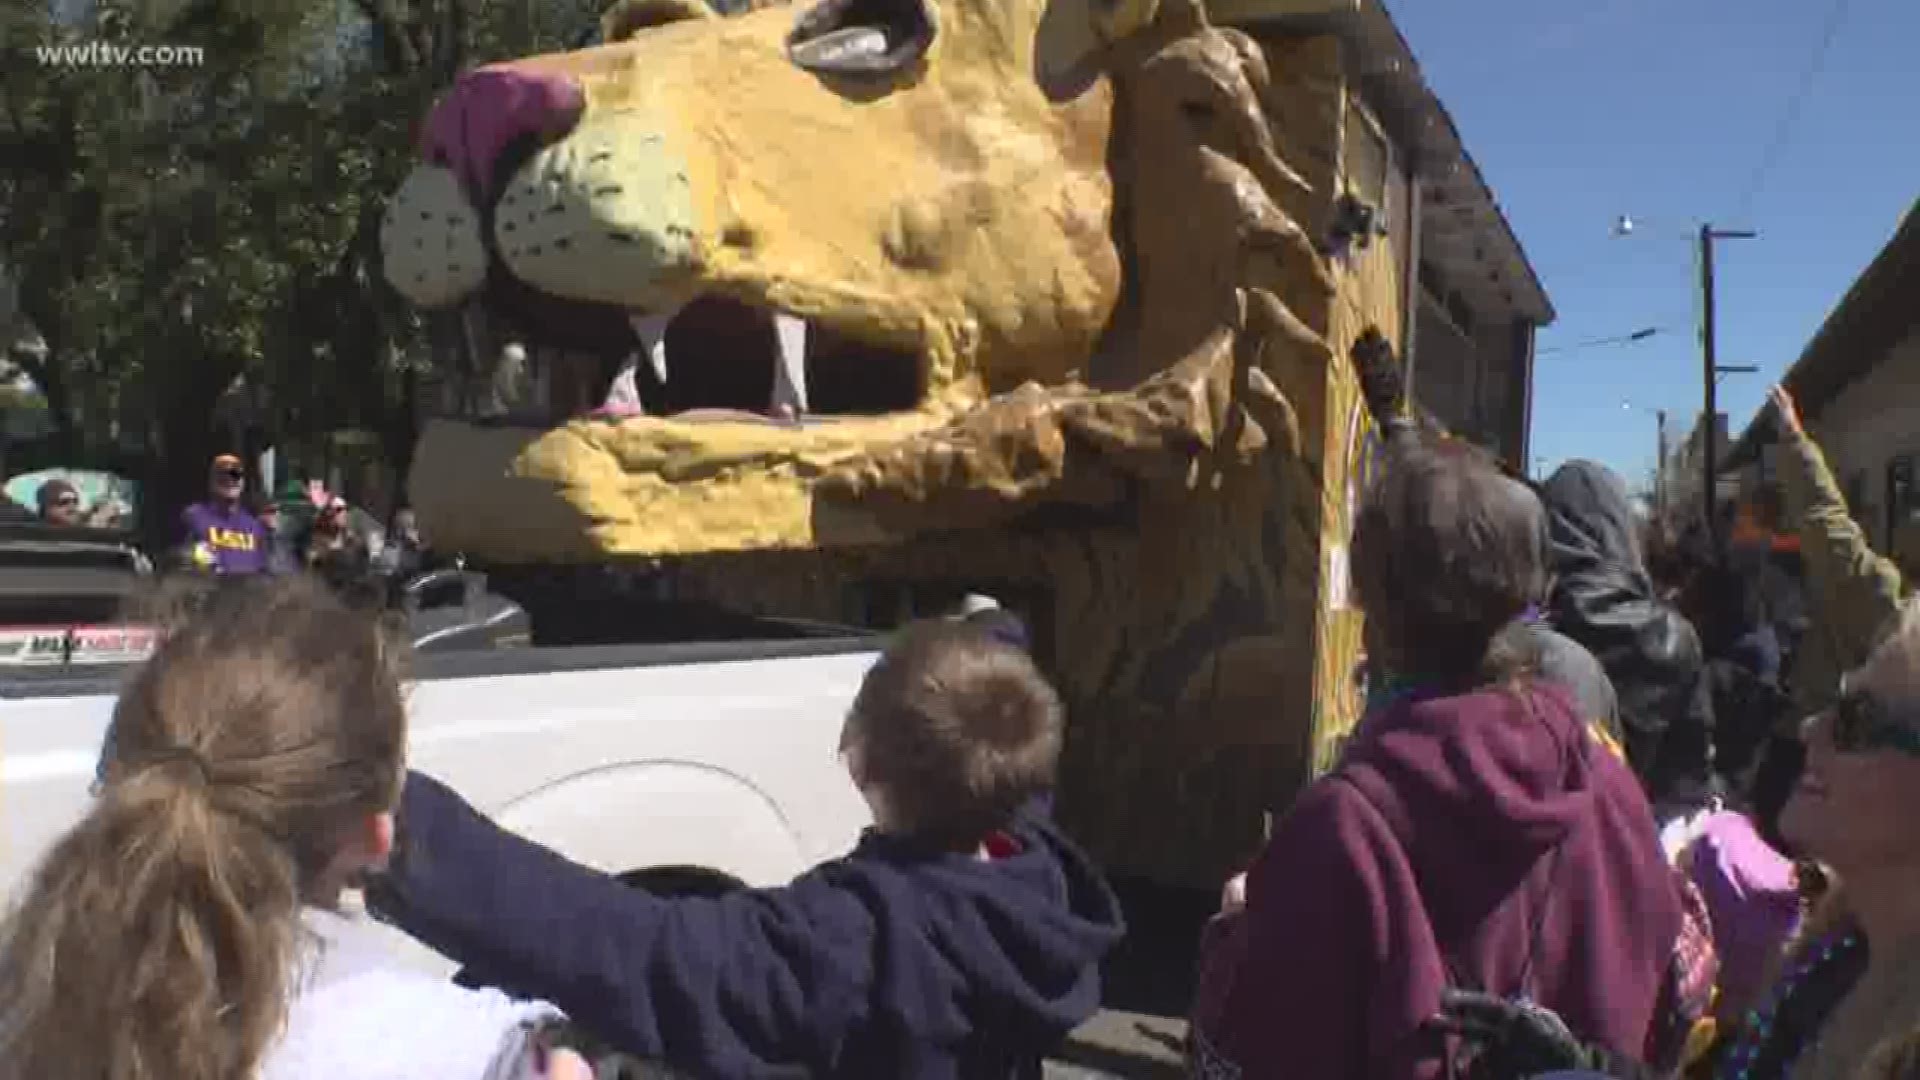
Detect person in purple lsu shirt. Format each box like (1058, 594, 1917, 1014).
(179, 454, 273, 575)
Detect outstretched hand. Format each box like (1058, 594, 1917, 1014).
(1770, 385, 1805, 440)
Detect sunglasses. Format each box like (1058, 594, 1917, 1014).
(53, 495, 79, 507)
(1827, 688, 1920, 757)
(215, 469, 244, 481)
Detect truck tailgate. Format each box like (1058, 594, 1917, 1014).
(2, 642, 879, 908)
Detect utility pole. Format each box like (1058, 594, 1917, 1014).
(1698, 224, 1757, 545)
(1655, 408, 1668, 516)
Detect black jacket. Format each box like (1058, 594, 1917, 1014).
(1541, 461, 1717, 809)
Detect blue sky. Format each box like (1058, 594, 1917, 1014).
(1387, 0, 1916, 486)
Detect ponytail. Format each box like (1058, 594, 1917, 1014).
(0, 574, 406, 1080)
(0, 767, 301, 1080)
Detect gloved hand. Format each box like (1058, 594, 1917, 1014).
(1348, 327, 1406, 429)
(1425, 990, 1652, 1080)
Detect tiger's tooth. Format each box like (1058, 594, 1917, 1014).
(772, 313, 809, 417)
(648, 334, 668, 386)
(629, 312, 673, 386)
(603, 356, 644, 415)
(600, 312, 671, 416)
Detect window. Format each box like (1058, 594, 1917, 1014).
(1846, 470, 1869, 519)
(1342, 102, 1390, 211)
(1445, 291, 1476, 340)
(1887, 454, 1917, 545)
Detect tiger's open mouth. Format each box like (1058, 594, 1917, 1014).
(454, 275, 928, 426)
(378, 0, 1142, 559)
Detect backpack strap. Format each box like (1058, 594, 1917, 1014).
(1513, 841, 1567, 1002)
(1336, 688, 1580, 1000)
(1338, 768, 1566, 999)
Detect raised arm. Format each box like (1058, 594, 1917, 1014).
(1348, 327, 1418, 450)
(1769, 385, 1903, 670)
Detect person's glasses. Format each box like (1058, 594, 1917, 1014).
(216, 469, 244, 482)
(1828, 688, 1920, 757)
(53, 495, 79, 508)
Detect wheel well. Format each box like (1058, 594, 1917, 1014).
(617, 865, 748, 898)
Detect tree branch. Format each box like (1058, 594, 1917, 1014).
(433, 0, 472, 87)
(351, 0, 422, 73)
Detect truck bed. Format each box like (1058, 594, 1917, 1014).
(2, 636, 881, 913)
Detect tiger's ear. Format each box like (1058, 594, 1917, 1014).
(1032, 0, 1177, 102)
(601, 0, 716, 42)
(1089, 0, 1160, 44)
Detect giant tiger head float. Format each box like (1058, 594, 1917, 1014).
(383, 0, 1371, 881)
(384, 0, 1335, 556)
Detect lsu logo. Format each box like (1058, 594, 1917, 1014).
(205, 526, 257, 551)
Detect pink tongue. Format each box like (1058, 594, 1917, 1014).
(588, 403, 646, 420)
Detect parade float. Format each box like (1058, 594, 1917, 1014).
(377, 0, 1454, 885)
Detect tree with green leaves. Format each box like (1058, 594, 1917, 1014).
(0, 0, 602, 544)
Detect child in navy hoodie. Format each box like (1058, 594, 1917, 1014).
(366, 620, 1125, 1079)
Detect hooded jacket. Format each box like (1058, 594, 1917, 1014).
(1541, 461, 1717, 809)
(1192, 682, 1683, 1080)
(367, 773, 1124, 1080)
(1526, 621, 1624, 746)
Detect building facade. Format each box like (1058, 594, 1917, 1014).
(1210, 0, 1556, 471)
(1726, 197, 1920, 551)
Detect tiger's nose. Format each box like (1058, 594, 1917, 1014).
(421, 63, 585, 204)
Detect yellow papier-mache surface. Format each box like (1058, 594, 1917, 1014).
(392, 0, 1405, 883)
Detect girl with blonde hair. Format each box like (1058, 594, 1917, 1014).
(0, 575, 593, 1080)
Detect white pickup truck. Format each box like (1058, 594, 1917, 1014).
(0, 556, 1171, 1075)
(0, 563, 880, 977)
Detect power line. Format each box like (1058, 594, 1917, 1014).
(1536, 326, 1674, 356)
(1732, 0, 1858, 219)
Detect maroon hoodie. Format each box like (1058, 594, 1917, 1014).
(1193, 682, 1682, 1080)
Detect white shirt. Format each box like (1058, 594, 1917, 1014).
(259, 907, 564, 1080)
